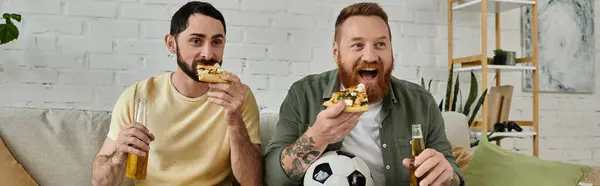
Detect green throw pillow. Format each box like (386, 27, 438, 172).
(463, 136, 590, 186)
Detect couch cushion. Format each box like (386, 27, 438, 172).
(0, 107, 281, 185)
(0, 136, 38, 186)
(259, 112, 279, 153)
(464, 136, 591, 186)
(0, 107, 126, 185)
(441, 112, 470, 148)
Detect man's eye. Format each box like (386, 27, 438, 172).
(376, 42, 386, 47)
(191, 39, 202, 45)
(212, 40, 223, 45)
(351, 43, 364, 48)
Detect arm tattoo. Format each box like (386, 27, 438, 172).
(281, 133, 322, 181)
(289, 159, 304, 180)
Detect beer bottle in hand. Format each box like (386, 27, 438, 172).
(410, 124, 425, 186)
(126, 98, 149, 179)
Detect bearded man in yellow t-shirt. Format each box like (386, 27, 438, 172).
(91, 2, 262, 186)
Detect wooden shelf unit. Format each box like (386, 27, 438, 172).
(452, 0, 535, 13)
(447, 0, 540, 157)
(471, 120, 533, 128)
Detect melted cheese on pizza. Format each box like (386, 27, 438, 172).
(330, 84, 368, 107)
(197, 64, 226, 75)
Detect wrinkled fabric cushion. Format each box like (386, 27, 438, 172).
(0, 107, 282, 185)
(0, 107, 119, 186)
(441, 112, 470, 148)
(259, 112, 279, 153)
(464, 136, 590, 186)
(0, 136, 38, 186)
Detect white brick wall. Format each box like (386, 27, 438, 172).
(25, 16, 84, 35)
(241, 0, 284, 12)
(1, 0, 599, 166)
(90, 19, 139, 38)
(66, 2, 118, 18)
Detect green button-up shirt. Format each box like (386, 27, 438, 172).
(264, 69, 464, 186)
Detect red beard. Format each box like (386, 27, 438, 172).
(337, 59, 392, 104)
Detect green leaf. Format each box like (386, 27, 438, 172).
(463, 71, 479, 116)
(451, 74, 459, 111)
(3, 14, 13, 25)
(444, 65, 453, 111)
(0, 23, 20, 44)
(0, 24, 7, 44)
(468, 89, 487, 127)
(486, 128, 498, 138)
(457, 89, 463, 113)
(427, 79, 432, 92)
(10, 14, 22, 22)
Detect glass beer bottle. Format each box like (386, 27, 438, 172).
(410, 124, 425, 186)
(125, 98, 148, 179)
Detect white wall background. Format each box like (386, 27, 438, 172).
(0, 0, 598, 166)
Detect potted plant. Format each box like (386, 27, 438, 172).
(493, 49, 507, 65)
(0, 13, 22, 45)
(421, 65, 487, 148)
(423, 65, 521, 147)
(438, 65, 487, 127)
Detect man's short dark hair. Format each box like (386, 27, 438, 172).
(170, 1, 226, 37)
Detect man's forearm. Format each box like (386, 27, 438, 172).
(280, 129, 328, 181)
(229, 118, 263, 186)
(91, 152, 126, 186)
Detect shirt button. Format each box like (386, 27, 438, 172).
(386, 165, 390, 169)
(382, 144, 387, 148)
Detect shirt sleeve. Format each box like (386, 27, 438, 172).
(106, 84, 137, 141)
(425, 94, 465, 186)
(242, 86, 261, 145)
(263, 86, 304, 186)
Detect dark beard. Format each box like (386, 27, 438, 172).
(175, 42, 222, 82)
(337, 56, 392, 104)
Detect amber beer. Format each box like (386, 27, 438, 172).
(126, 98, 148, 179)
(410, 124, 425, 186)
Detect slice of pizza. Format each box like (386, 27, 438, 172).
(323, 83, 369, 112)
(196, 63, 231, 83)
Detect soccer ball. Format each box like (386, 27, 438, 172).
(304, 150, 374, 186)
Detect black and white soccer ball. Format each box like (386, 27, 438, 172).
(304, 150, 374, 186)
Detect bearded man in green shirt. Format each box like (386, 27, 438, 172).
(264, 2, 464, 186)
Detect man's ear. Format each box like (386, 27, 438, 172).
(333, 42, 339, 62)
(165, 35, 176, 54)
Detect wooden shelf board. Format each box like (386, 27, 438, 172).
(516, 56, 534, 63)
(453, 55, 533, 65)
(472, 120, 533, 127)
(473, 131, 537, 138)
(454, 65, 536, 72)
(452, 0, 535, 13)
(453, 55, 483, 64)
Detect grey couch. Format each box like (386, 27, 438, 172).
(0, 107, 468, 186)
(0, 107, 280, 186)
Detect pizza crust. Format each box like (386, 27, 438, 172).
(197, 73, 227, 83)
(322, 101, 369, 113)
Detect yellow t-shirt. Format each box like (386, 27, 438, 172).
(107, 72, 261, 186)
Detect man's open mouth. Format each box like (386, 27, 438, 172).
(358, 68, 379, 81)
